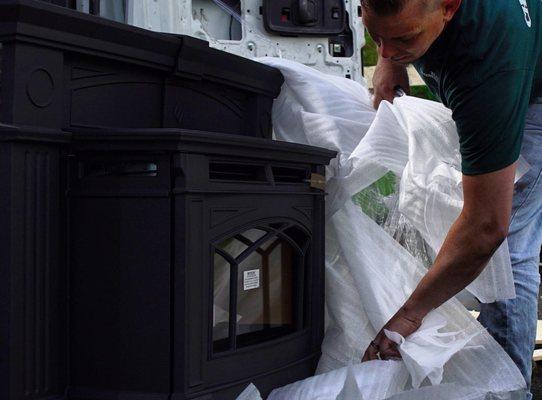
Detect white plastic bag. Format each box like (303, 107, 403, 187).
(236, 383, 263, 400)
(263, 57, 516, 303)
(256, 57, 526, 399)
(268, 361, 409, 400)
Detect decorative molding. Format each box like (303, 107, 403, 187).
(26, 68, 54, 108)
(210, 207, 257, 228)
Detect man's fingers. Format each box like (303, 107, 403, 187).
(372, 93, 383, 109)
(362, 351, 379, 362)
(372, 89, 397, 109)
(380, 347, 401, 360)
(362, 344, 401, 362)
(362, 334, 403, 362)
(361, 344, 379, 362)
(379, 338, 401, 360)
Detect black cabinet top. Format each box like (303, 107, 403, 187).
(0, 0, 284, 97)
(70, 127, 337, 165)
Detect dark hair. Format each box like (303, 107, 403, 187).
(361, 0, 429, 16)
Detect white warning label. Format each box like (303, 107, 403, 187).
(243, 269, 260, 290)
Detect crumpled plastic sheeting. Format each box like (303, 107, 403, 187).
(236, 383, 263, 400)
(262, 56, 515, 304)
(267, 358, 525, 400)
(383, 312, 482, 388)
(269, 361, 409, 400)
(336, 366, 364, 399)
(267, 362, 524, 400)
(391, 99, 516, 302)
(255, 57, 526, 399)
(314, 201, 524, 397)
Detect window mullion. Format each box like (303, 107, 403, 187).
(299, 252, 307, 330)
(235, 231, 276, 264)
(229, 261, 238, 351)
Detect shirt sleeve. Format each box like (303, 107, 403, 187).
(448, 69, 533, 175)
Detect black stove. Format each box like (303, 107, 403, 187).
(0, 2, 336, 399)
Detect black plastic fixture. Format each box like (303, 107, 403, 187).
(328, 13, 354, 58)
(0, 2, 337, 400)
(263, 0, 346, 35)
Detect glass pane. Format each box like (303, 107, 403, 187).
(236, 236, 296, 348)
(216, 228, 266, 259)
(99, 0, 125, 22)
(240, 228, 267, 243)
(213, 252, 231, 352)
(217, 237, 248, 259)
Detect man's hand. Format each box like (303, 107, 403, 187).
(362, 307, 422, 361)
(362, 163, 517, 362)
(372, 56, 410, 109)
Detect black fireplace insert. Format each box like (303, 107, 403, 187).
(68, 129, 334, 399)
(0, 2, 337, 400)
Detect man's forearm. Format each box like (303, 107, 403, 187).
(375, 55, 409, 87)
(402, 210, 507, 321)
(376, 55, 408, 78)
(371, 55, 410, 107)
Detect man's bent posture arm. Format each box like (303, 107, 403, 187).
(372, 54, 410, 108)
(363, 162, 517, 361)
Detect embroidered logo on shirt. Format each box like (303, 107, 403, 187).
(519, 0, 532, 27)
(419, 70, 439, 84)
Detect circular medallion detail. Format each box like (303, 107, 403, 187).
(26, 68, 54, 108)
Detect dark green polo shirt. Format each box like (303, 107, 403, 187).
(413, 0, 542, 175)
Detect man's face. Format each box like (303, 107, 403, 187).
(362, 0, 450, 65)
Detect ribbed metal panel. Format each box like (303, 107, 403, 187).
(22, 150, 52, 397)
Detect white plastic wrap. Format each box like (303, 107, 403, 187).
(269, 361, 409, 400)
(391, 99, 516, 302)
(336, 367, 364, 399)
(255, 57, 526, 399)
(268, 361, 525, 400)
(237, 383, 263, 400)
(264, 57, 515, 303)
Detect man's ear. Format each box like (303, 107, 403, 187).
(440, 0, 462, 22)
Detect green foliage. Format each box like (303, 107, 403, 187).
(352, 172, 397, 224)
(373, 171, 396, 196)
(410, 85, 438, 101)
(363, 31, 378, 67)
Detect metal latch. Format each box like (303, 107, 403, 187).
(309, 173, 326, 190)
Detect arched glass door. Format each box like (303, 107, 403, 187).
(212, 224, 309, 354)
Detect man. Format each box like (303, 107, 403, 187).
(360, 0, 542, 397)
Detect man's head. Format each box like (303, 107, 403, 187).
(362, 0, 462, 64)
